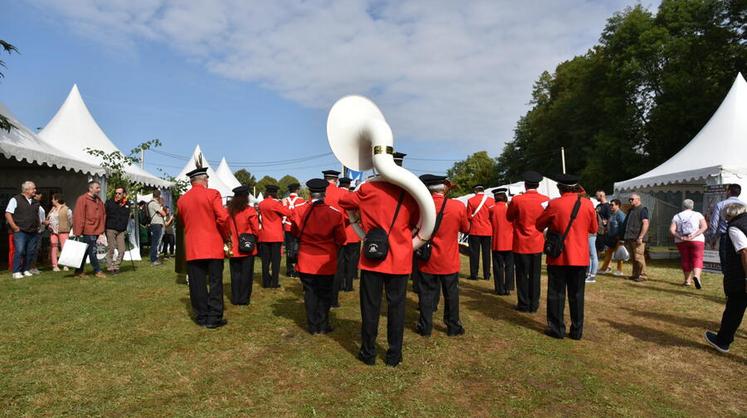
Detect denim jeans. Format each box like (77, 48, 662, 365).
(150, 224, 163, 263)
(12, 231, 39, 273)
(587, 235, 598, 277)
(76, 235, 102, 274)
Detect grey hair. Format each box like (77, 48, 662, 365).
(428, 184, 446, 193)
(724, 203, 747, 221)
(682, 199, 694, 210)
(21, 181, 35, 191)
(190, 174, 208, 183)
(311, 192, 325, 200)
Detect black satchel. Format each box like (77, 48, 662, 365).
(231, 212, 257, 254)
(543, 195, 582, 258)
(363, 191, 405, 261)
(414, 197, 449, 261)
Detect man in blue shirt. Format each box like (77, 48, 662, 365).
(707, 184, 745, 266)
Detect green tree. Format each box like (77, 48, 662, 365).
(85, 139, 162, 198)
(446, 151, 500, 196)
(0, 40, 19, 132)
(234, 169, 257, 190)
(278, 175, 301, 196)
(255, 175, 278, 194)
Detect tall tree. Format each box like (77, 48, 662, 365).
(0, 40, 19, 132)
(446, 151, 500, 196)
(234, 169, 257, 190)
(255, 175, 278, 194)
(278, 175, 301, 196)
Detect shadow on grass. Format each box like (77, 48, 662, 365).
(632, 279, 725, 305)
(620, 307, 722, 330)
(460, 280, 545, 335)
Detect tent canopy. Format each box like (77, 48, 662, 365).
(615, 73, 747, 192)
(0, 103, 103, 176)
(176, 145, 234, 198)
(216, 157, 242, 190)
(38, 84, 170, 188)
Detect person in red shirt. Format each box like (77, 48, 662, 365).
(466, 184, 495, 281)
(506, 171, 550, 313)
(415, 175, 469, 337)
(536, 174, 598, 340)
(323, 169, 343, 210)
(490, 188, 515, 296)
(258, 184, 291, 289)
(336, 177, 361, 292)
(291, 178, 347, 334)
(227, 186, 260, 305)
(177, 167, 231, 328)
(282, 183, 306, 278)
(338, 178, 420, 367)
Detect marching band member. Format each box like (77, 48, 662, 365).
(337, 177, 361, 292)
(227, 185, 260, 305)
(291, 178, 347, 334)
(507, 171, 550, 313)
(258, 184, 291, 288)
(338, 177, 420, 367)
(282, 183, 306, 277)
(466, 184, 495, 281)
(177, 167, 231, 328)
(536, 175, 597, 339)
(490, 188, 515, 295)
(415, 174, 469, 337)
(322, 169, 344, 210)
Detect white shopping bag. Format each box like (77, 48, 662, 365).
(58, 239, 89, 268)
(612, 244, 630, 262)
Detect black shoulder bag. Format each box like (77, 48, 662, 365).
(414, 197, 449, 261)
(543, 195, 582, 258)
(288, 201, 318, 260)
(363, 191, 405, 261)
(231, 211, 257, 254)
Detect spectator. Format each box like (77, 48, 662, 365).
(670, 199, 707, 288)
(595, 190, 611, 253)
(704, 203, 747, 353)
(105, 187, 131, 274)
(707, 184, 745, 267)
(622, 193, 650, 282)
(4, 181, 41, 279)
(583, 189, 599, 283)
(598, 199, 626, 276)
(47, 193, 72, 272)
(73, 180, 107, 278)
(161, 207, 176, 257)
(147, 190, 167, 266)
(28, 191, 47, 275)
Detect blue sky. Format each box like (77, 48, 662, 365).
(1, 0, 655, 183)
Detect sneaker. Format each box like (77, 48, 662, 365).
(613, 271, 624, 277)
(22, 271, 33, 277)
(30, 268, 41, 275)
(63, 266, 70, 271)
(598, 267, 612, 275)
(152, 261, 162, 266)
(11, 272, 23, 279)
(585, 276, 596, 283)
(95, 272, 108, 279)
(52, 266, 61, 272)
(704, 330, 729, 353)
(693, 276, 702, 290)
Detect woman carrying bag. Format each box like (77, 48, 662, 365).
(227, 186, 260, 305)
(48, 193, 73, 272)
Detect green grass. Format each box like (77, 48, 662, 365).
(1, 256, 745, 417)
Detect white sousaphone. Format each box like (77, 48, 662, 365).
(326, 95, 436, 249)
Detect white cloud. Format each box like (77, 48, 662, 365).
(26, 0, 649, 148)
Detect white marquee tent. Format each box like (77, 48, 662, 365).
(37, 84, 170, 189)
(176, 145, 234, 199)
(216, 157, 242, 190)
(615, 73, 747, 193)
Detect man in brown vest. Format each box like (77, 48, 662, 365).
(4, 181, 41, 279)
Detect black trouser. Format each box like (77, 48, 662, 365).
(468, 235, 492, 280)
(514, 252, 542, 311)
(359, 270, 408, 364)
(284, 231, 299, 276)
(716, 291, 747, 347)
(229, 256, 254, 305)
(160, 233, 175, 255)
(546, 265, 586, 339)
(411, 255, 423, 294)
(341, 243, 360, 291)
(260, 242, 281, 288)
(187, 259, 224, 325)
(417, 272, 463, 335)
(492, 251, 515, 295)
(300, 274, 334, 333)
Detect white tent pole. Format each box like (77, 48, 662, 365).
(141, 149, 145, 169)
(561, 147, 566, 174)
